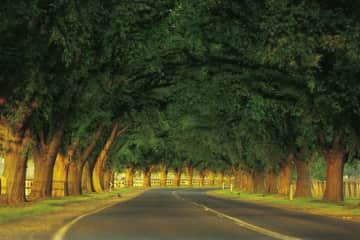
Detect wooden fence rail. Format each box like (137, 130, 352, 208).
(311, 180, 360, 199)
(1, 177, 360, 199)
(122, 177, 233, 187)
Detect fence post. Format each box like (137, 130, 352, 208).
(289, 184, 294, 201)
(344, 182, 349, 199)
(0, 176, 6, 194)
(312, 180, 360, 199)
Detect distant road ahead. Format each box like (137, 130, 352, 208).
(62, 189, 360, 240)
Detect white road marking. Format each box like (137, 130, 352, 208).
(52, 191, 145, 240)
(172, 191, 303, 240)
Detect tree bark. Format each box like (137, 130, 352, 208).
(208, 170, 215, 186)
(143, 166, 152, 188)
(103, 169, 112, 191)
(99, 161, 106, 190)
(234, 168, 242, 190)
(67, 162, 82, 196)
(240, 171, 250, 191)
(52, 153, 70, 197)
(159, 164, 168, 187)
(0, 128, 30, 205)
(173, 168, 181, 187)
(0, 100, 38, 204)
(323, 150, 345, 202)
(30, 128, 64, 200)
(199, 169, 206, 187)
(254, 171, 265, 193)
(226, 174, 232, 186)
(111, 171, 115, 189)
(92, 123, 119, 193)
(265, 171, 277, 193)
(245, 172, 255, 193)
(125, 166, 135, 187)
(217, 171, 224, 185)
(278, 154, 295, 195)
(68, 126, 103, 195)
(0, 99, 39, 203)
(240, 171, 248, 190)
(81, 162, 92, 193)
(295, 159, 311, 198)
(185, 165, 193, 186)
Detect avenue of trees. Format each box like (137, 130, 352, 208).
(1, 0, 360, 204)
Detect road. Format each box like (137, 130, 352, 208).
(61, 189, 360, 240)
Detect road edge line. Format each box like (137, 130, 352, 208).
(52, 190, 146, 240)
(206, 191, 360, 223)
(172, 191, 302, 240)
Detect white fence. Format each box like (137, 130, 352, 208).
(311, 180, 360, 199)
(1, 177, 359, 199)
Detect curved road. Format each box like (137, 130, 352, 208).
(61, 189, 360, 240)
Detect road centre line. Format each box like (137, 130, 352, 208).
(172, 191, 302, 240)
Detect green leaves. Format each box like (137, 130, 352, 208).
(2, 0, 360, 175)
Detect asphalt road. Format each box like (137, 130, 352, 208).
(62, 189, 360, 240)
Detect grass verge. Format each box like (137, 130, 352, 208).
(0, 187, 143, 224)
(208, 189, 360, 218)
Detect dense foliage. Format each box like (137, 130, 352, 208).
(1, 0, 359, 203)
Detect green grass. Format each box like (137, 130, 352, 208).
(208, 190, 360, 216)
(0, 188, 142, 224)
(150, 185, 219, 189)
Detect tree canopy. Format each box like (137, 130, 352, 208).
(1, 0, 360, 204)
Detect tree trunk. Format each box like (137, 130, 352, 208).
(52, 153, 69, 197)
(143, 166, 152, 188)
(92, 123, 119, 193)
(295, 159, 311, 198)
(323, 150, 345, 202)
(208, 170, 215, 186)
(185, 165, 193, 186)
(174, 168, 181, 187)
(278, 154, 295, 195)
(81, 162, 92, 193)
(240, 171, 248, 190)
(99, 162, 106, 190)
(226, 174, 232, 186)
(234, 169, 242, 190)
(254, 171, 265, 193)
(125, 166, 135, 187)
(30, 128, 64, 200)
(103, 169, 112, 191)
(111, 172, 115, 189)
(31, 156, 54, 199)
(0, 128, 30, 205)
(245, 172, 255, 193)
(159, 165, 168, 187)
(199, 169, 206, 187)
(67, 162, 82, 196)
(0, 100, 38, 204)
(67, 126, 103, 195)
(217, 171, 224, 185)
(265, 171, 277, 193)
